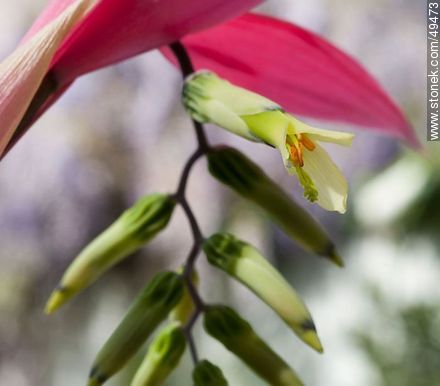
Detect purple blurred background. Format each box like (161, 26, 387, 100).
(0, 1, 438, 386)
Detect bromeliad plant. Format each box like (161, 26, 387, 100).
(0, 1, 417, 385)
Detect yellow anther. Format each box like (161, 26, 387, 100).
(288, 144, 303, 167)
(287, 134, 316, 168)
(298, 134, 316, 151)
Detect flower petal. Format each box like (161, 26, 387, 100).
(288, 115, 354, 147)
(0, 0, 94, 156)
(169, 13, 418, 146)
(241, 111, 289, 149)
(302, 144, 348, 213)
(201, 99, 255, 141)
(50, 0, 263, 84)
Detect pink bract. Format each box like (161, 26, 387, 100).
(49, 0, 263, 84)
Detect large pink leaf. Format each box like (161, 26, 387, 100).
(163, 13, 417, 145)
(50, 0, 262, 85)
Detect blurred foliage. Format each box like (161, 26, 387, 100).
(354, 293, 440, 386)
(397, 172, 440, 239)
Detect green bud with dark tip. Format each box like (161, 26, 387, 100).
(193, 360, 228, 386)
(183, 71, 281, 143)
(88, 272, 184, 386)
(45, 194, 176, 314)
(204, 305, 303, 386)
(207, 147, 343, 266)
(203, 233, 323, 352)
(130, 322, 186, 386)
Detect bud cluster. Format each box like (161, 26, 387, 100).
(45, 70, 351, 386)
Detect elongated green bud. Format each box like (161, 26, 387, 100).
(204, 305, 303, 386)
(130, 322, 186, 386)
(193, 360, 228, 386)
(169, 267, 199, 325)
(88, 272, 184, 386)
(207, 147, 343, 266)
(45, 194, 176, 314)
(203, 233, 322, 353)
(183, 71, 281, 143)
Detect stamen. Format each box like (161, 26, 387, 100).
(286, 136, 304, 167)
(298, 134, 316, 151)
(285, 132, 319, 203)
(288, 145, 303, 167)
(296, 167, 318, 202)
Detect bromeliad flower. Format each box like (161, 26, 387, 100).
(0, 2, 421, 385)
(184, 71, 353, 213)
(0, 1, 416, 158)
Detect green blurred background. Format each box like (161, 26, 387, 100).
(0, 1, 438, 385)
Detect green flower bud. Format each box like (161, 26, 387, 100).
(88, 272, 184, 386)
(169, 267, 199, 325)
(130, 322, 186, 386)
(193, 360, 228, 386)
(45, 194, 176, 314)
(204, 306, 303, 386)
(203, 233, 323, 353)
(183, 71, 281, 143)
(207, 147, 343, 266)
(184, 71, 354, 213)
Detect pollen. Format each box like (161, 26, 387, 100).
(298, 134, 316, 151)
(288, 142, 304, 167)
(287, 134, 315, 167)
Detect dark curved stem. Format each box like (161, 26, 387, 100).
(175, 148, 204, 201)
(170, 41, 211, 365)
(169, 41, 195, 77)
(181, 244, 204, 364)
(169, 42, 209, 151)
(179, 196, 204, 246)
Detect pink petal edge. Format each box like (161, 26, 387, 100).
(0, 0, 94, 157)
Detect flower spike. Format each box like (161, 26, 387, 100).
(183, 71, 354, 213)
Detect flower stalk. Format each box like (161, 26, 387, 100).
(168, 41, 210, 365)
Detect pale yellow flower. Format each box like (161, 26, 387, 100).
(184, 71, 354, 213)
